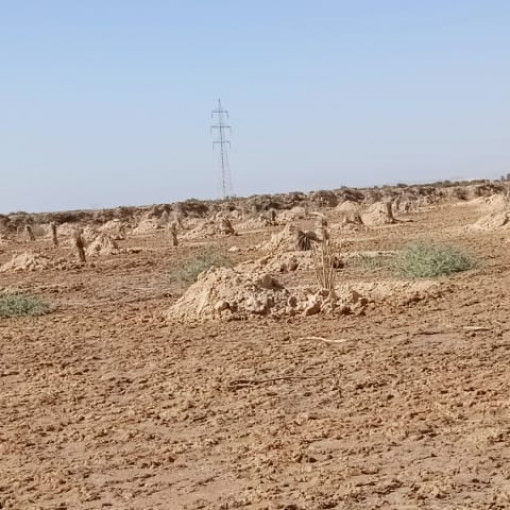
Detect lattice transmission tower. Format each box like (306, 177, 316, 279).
(211, 98, 234, 198)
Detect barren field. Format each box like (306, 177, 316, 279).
(2, 187, 510, 509)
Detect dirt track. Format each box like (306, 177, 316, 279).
(2, 201, 510, 509)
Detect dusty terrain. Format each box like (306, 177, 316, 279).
(2, 183, 510, 509)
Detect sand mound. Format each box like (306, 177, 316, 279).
(278, 206, 307, 222)
(167, 265, 444, 322)
(262, 224, 300, 254)
(167, 267, 289, 321)
(86, 235, 119, 256)
(241, 251, 343, 274)
(0, 252, 53, 272)
(362, 202, 396, 226)
(472, 210, 510, 231)
(56, 223, 83, 238)
(470, 194, 509, 212)
(336, 200, 360, 213)
(183, 220, 217, 239)
(336, 200, 363, 225)
(99, 220, 126, 240)
(82, 225, 99, 241)
(132, 219, 160, 235)
(235, 217, 271, 232)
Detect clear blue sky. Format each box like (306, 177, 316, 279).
(1, 1, 509, 213)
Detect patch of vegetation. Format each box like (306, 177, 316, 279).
(172, 246, 232, 286)
(0, 294, 50, 318)
(394, 242, 476, 278)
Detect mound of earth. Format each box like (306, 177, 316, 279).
(336, 200, 363, 225)
(262, 224, 300, 254)
(167, 265, 444, 322)
(85, 235, 119, 256)
(241, 251, 343, 274)
(235, 217, 271, 232)
(99, 220, 127, 240)
(55, 223, 83, 238)
(132, 219, 160, 235)
(182, 220, 217, 239)
(81, 225, 99, 241)
(362, 202, 396, 226)
(472, 210, 510, 231)
(167, 267, 289, 321)
(0, 252, 53, 272)
(278, 206, 307, 222)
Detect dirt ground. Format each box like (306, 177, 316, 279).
(2, 199, 510, 509)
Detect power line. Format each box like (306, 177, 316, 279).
(211, 98, 234, 198)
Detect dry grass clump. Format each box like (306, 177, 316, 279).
(168, 221, 179, 247)
(50, 222, 58, 247)
(171, 246, 232, 286)
(25, 224, 36, 241)
(72, 233, 87, 263)
(395, 241, 476, 278)
(0, 293, 50, 318)
(311, 219, 339, 292)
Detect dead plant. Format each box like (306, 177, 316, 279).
(72, 233, 87, 263)
(50, 222, 58, 247)
(25, 224, 36, 242)
(169, 221, 179, 247)
(312, 222, 338, 293)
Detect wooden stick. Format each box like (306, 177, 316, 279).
(297, 336, 351, 344)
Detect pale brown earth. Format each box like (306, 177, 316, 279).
(2, 192, 510, 509)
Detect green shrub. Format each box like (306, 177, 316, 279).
(0, 294, 50, 318)
(395, 242, 475, 278)
(172, 247, 231, 286)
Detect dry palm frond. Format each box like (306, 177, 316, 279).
(296, 229, 322, 251)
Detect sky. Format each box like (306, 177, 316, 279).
(1, 0, 509, 213)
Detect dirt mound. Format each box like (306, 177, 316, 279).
(362, 202, 396, 226)
(472, 210, 510, 231)
(167, 267, 289, 321)
(242, 252, 314, 273)
(182, 220, 217, 239)
(262, 224, 300, 254)
(278, 206, 307, 222)
(308, 190, 338, 207)
(167, 265, 443, 322)
(336, 200, 363, 225)
(0, 252, 53, 272)
(132, 219, 160, 235)
(99, 220, 127, 240)
(85, 235, 119, 256)
(235, 217, 271, 232)
(167, 266, 355, 322)
(55, 223, 83, 238)
(81, 225, 99, 241)
(242, 250, 343, 274)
